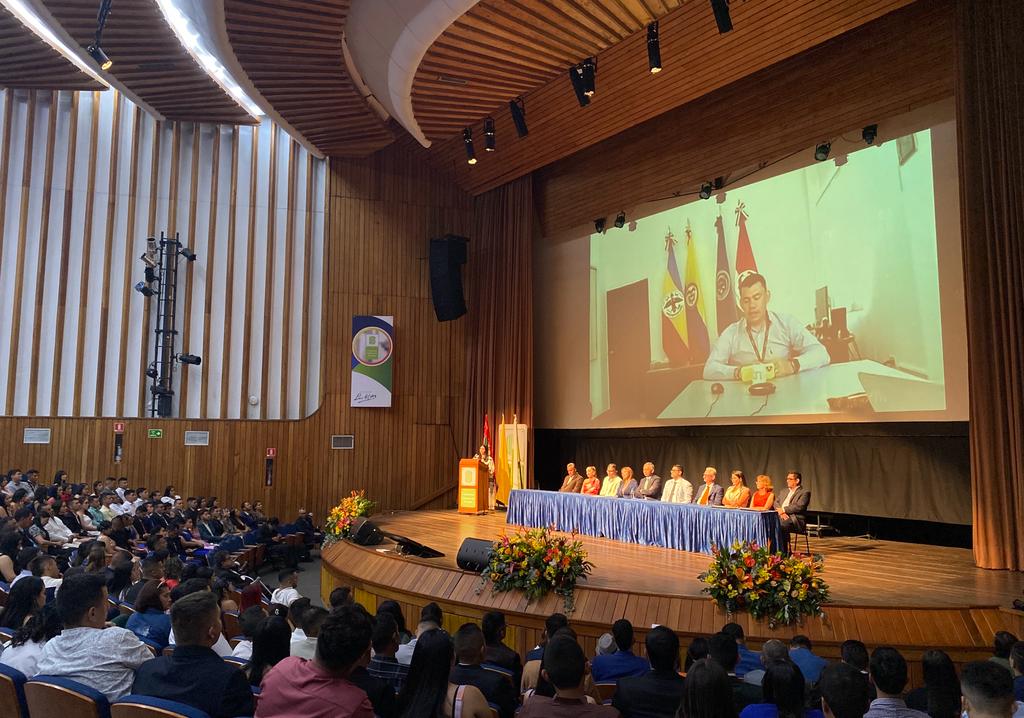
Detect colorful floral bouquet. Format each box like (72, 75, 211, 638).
(698, 541, 830, 627)
(479, 526, 593, 612)
(323, 491, 375, 546)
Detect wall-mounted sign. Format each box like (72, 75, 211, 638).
(184, 431, 209, 446)
(266, 447, 277, 458)
(113, 422, 125, 434)
(24, 428, 51, 444)
(148, 429, 163, 439)
(351, 315, 394, 408)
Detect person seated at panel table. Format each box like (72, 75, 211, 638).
(558, 463, 584, 493)
(580, 466, 601, 496)
(599, 464, 622, 497)
(723, 470, 752, 508)
(703, 271, 830, 382)
(618, 466, 639, 498)
(661, 464, 694, 503)
(750, 474, 775, 510)
(776, 471, 811, 540)
(637, 462, 663, 500)
(692, 467, 724, 506)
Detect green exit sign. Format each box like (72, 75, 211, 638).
(147, 429, 163, 439)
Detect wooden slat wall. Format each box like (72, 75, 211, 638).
(0, 88, 325, 420)
(0, 139, 474, 524)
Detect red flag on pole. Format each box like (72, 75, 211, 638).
(483, 414, 491, 454)
(734, 201, 758, 279)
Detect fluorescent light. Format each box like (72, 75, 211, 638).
(154, 0, 263, 119)
(1, 0, 109, 86)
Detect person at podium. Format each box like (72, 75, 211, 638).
(702, 271, 830, 381)
(599, 464, 622, 497)
(693, 467, 724, 506)
(751, 474, 775, 510)
(637, 462, 662, 500)
(661, 465, 693, 503)
(618, 467, 639, 498)
(559, 464, 584, 493)
(581, 466, 601, 496)
(723, 470, 752, 508)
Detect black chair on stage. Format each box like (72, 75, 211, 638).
(788, 526, 811, 555)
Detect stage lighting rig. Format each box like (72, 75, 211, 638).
(87, 0, 114, 70)
(177, 353, 202, 366)
(814, 142, 832, 162)
(178, 246, 197, 261)
(463, 128, 477, 164)
(569, 58, 596, 107)
(710, 0, 733, 33)
(614, 211, 626, 229)
(699, 177, 724, 200)
(594, 217, 607, 234)
(862, 124, 878, 145)
(509, 97, 528, 137)
(647, 22, 662, 73)
(134, 281, 157, 297)
(484, 117, 496, 151)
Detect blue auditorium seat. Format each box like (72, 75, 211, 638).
(111, 694, 212, 718)
(0, 662, 28, 718)
(25, 675, 111, 718)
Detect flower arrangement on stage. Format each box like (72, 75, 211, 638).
(323, 491, 375, 546)
(480, 526, 593, 612)
(699, 541, 830, 627)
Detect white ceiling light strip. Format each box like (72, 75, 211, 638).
(1, 0, 109, 87)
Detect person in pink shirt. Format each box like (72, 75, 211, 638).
(255, 605, 375, 718)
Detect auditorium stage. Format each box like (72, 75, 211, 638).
(321, 510, 1024, 677)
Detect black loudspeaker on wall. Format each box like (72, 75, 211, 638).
(350, 517, 384, 546)
(429, 234, 468, 321)
(456, 537, 494, 572)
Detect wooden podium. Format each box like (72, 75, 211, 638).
(458, 459, 488, 514)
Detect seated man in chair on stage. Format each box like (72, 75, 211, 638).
(776, 471, 811, 545)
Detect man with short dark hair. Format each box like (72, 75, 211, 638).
(721, 622, 761, 677)
(451, 622, 518, 718)
(790, 634, 827, 684)
(291, 605, 328, 659)
(866, 647, 929, 718)
(992, 632, 1019, 674)
(29, 554, 62, 591)
(132, 591, 253, 718)
(124, 557, 165, 605)
(36, 573, 153, 700)
(368, 613, 410, 694)
(1010, 642, 1024, 702)
(256, 605, 375, 718)
(347, 608, 399, 718)
(271, 568, 302, 606)
(396, 601, 443, 665)
(329, 586, 353, 609)
(527, 612, 570, 663)
(820, 662, 874, 718)
(613, 625, 685, 718)
(483, 611, 523, 687)
(519, 635, 618, 717)
(960, 661, 1017, 718)
(591, 619, 650, 682)
(709, 631, 762, 711)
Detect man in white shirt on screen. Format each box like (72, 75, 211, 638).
(661, 465, 694, 504)
(703, 271, 830, 381)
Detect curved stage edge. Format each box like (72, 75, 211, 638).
(321, 510, 1024, 684)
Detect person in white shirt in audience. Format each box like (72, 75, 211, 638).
(36, 573, 153, 701)
(270, 569, 302, 606)
(0, 603, 63, 678)
(291, 605, 328, 660)
(43, 510, 75, 544)
(661, 465, 695, 504)
(231, 605, 266, 661)
(29, 554, 63, 592)
(397, 602, 443, 665)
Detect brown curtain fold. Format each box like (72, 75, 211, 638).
(955, 0, 1024, 569)
(464, 175, 535, 484)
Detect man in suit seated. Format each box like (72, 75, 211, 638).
(559, 463, 585, 493)
(132, 591, 254, 718)
(483, 611, 523, 689)
(450, 622, 518, 718)
(776, 471, 811, 544)
(613, 625, 686, 717)
(591, 619, 650, 683)
(693, 467, 725, 506)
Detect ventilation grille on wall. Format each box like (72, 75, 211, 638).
(331, 435, 354, 450)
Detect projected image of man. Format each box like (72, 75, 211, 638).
(703, 271, 829, 381)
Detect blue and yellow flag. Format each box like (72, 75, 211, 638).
(661, 229, 689, 364)
(684, 221, 710, 362)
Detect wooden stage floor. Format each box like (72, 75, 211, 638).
(370, 510, 1024, 609)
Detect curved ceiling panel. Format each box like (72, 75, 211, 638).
(224, 0, 394, 157)
(0, 4, 104, 90)
(412, 0, 683, 143)
(42, 0, 255, 124)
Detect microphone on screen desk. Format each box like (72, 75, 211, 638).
(705, 382, 725, 417)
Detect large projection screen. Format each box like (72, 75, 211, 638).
(535, 106, 967, 429)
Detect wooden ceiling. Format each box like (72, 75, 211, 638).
(426, 0, 921, 196)
(413, 0, 684, 143)
(0, 5, 104, 91)
(41, 0, 255, 124)
(224, 0, 394, 157)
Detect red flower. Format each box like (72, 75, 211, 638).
(744, 557, 755, 568)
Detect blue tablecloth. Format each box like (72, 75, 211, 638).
(505, 489, 785, 555)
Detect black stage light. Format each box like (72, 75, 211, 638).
(647, 22, 662, 73)
(87, 44, 112, 70)
(594, 217, 606, 234)
(814, 142, 832, 162)
(569, 65, 590, 107)
(709, 0, 733, 33)
(145, 364, 158, 380)
(134, 281, 157, 297)
(862, 124, 878, 145)
(509, 97, 528, 137)
(483, 117, 495, 152)
(144, 267, 158, 284)
(463, 128, 477, 164)
(581, 57, 596, 96)
(699, 181, 714, 200)
(614, 211, 626, 229)
(179, 247, 197, 261)
(177, 353, 202, 366)
(88, 0, 114, 70)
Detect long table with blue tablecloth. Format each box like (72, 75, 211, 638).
(505, 489, 785, 555)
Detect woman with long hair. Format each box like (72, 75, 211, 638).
(679, 658, 738, 718)
(906, 650, 961, 718)
(0, 530, 21, 582)
(126, 580, 173, 649)
(245, 616, 292, 687)
(0, 603, 62, 677)
(0, 576, 45, 629)
(397, 628, 490, 718)
(741, 660, 821, 718)
(684, 637, 710, 673)
(83, 542, 109, 573)
(723, 470, 752, 508)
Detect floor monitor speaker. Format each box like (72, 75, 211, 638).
(456, 537, 494, 572)
(350, 517, 384, 546)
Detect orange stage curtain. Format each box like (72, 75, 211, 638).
(955, 0, 1024, 569)
(463, 176, 534, 488)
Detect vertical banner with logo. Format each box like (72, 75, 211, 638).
(351, 316, 394, 407)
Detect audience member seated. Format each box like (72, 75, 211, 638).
(396, 627, 490, 718)
(991, 633, 1019, 675)
(685, 637, 710, 673)
(591, 619, 650, 682)
(905, 650, 961, 718)
(397, 602, 444, 665)
(613, 625, 685, 718)
(519, 635, 618, 717)
(0, 575, 44, 629)
(270, 568, 302, 606)
(126, 579, 172, 650)
(789, 636, 828, 685)
(329, 586, 355, 610)
(722, 623, 762, 678)
(246, 615, 293, 687)
(960, 661, 1017, 718)
(370, 611, 411, 692)
(742, 640, 789, 687)
(865, 647, 929, 718)
(167, 579, 234, 656)
(30, 554, 63, 593)
(709, 631, 762, 712)
(123, 557, 165, 605)
(36, 572, 153, 700)
(132, 591, 254, 718)
(1010, 642, 1024, 702)
(348, 613, 399, 718)
(0, 603, 62, 678)
(741, 659, 824, 718)
(232, 605, 267, 660)
(522, 613, 570, 691)
(450, 622, 518, 718)
(482, 611, 523, 688)
(377, 599, 413, 645)
(600, 465, 623, 498)
(818, 663, 873, 718)
(291, 605, 328, 659)
(680, 658, 738, 718)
